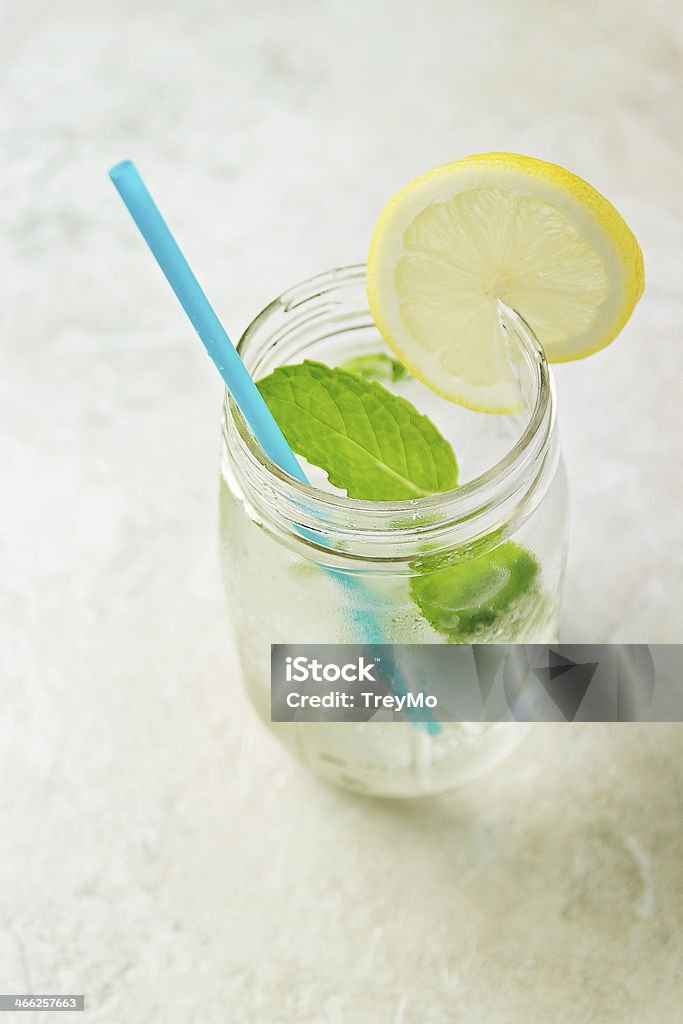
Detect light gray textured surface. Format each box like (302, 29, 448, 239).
(1, 1, 682, 1021)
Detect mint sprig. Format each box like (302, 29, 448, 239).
(257, 360, 541, 640)
(257, 360, 458, 500)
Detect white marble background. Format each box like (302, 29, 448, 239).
(1, 1, 682, 1021)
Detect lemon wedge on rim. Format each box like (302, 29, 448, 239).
(367, 153, 644, 413)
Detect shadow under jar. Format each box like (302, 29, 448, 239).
(219, 265, 570, 797)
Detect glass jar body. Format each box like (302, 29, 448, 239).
(219, 268, 570, 797)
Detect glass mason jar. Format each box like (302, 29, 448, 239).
(219, 266, 570, 797)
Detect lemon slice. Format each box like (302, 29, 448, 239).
(367, 153, 644, 413)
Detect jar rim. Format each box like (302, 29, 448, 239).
(226, 264, 555, 528)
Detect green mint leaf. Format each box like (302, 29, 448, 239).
(338, 352, 410, 383)
(256, 360, 458, 500)
(410, 541, 541, 641)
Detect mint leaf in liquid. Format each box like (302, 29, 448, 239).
(338, 352, 409, 384)
(410, 541, 541, 642)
